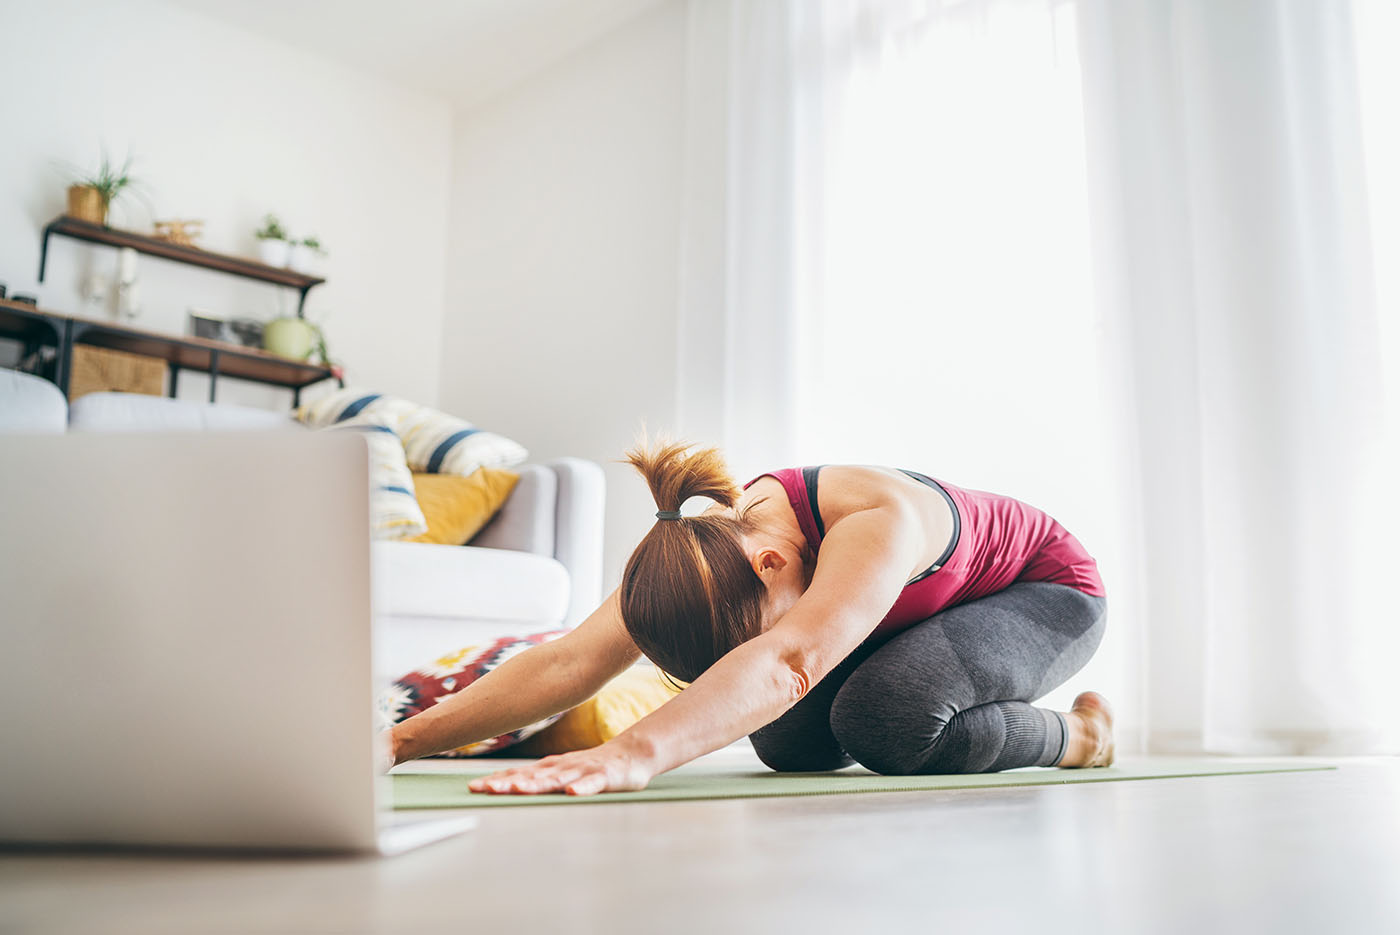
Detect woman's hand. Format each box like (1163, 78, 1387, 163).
(376, 729, 399, 774)
(468, 742, 656, 796)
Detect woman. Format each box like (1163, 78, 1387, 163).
(385, 439, 1112, 795)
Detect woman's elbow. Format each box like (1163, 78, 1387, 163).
(773, 649, 819, 705)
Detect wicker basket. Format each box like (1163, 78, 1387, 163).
(66, 185, 106, 225)
(67, 345, 165, 401)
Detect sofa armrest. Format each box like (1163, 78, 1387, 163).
(546, 457, 605, 627)
(470, 464, 556, 556)
(0, 368, 67, 434)
(469, 458, 605, 628)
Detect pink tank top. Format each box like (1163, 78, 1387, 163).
(742, 467, 1106, 640)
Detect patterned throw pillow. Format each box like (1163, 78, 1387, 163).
(328, 413, 427, 540)
(296, 387, 528, 478)
(376, 631, 568, 757)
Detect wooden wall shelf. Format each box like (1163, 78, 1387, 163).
(38, 216, 325, 317)
(0, 297, 340, 407)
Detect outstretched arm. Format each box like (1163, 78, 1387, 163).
(470, 504, 920, 795)
(388, 587, 639, 764)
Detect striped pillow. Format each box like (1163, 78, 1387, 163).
(296, 388, 410, 429)
(297, 387, 527, 477)
(328, 413, 427, 540)
(396, 404, 527, 477)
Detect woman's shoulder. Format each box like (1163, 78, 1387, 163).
(741, 466, 802, 490)
(813, 464, 915, 507)
(741, 463, 912, 502)
(740, 464, 931, 526)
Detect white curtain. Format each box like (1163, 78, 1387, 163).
(1078, 0, 1397, 754)
(676, 0, 803, 482)
(677, 0, 1399, 754)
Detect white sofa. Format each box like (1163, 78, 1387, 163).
(0, 367, 605, 682)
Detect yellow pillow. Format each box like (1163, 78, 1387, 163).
(407, 468, 519, 545)
(514, 665, 685, 755)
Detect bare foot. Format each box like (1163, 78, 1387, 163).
(1061, 691, 1115, 768)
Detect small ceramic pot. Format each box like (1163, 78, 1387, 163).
(262, 316, 317, 360)
(257, 238, 291, 268)
(287, 242, 318, 273)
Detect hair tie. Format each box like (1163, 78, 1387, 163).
(655, 510, 683, 521)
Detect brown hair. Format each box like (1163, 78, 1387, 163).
(619, 437, 768, 684)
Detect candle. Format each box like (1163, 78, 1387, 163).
(117, 247, 138, 282)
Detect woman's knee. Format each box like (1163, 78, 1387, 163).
(828, 671, 947, 775)
(748, 731, 853, 772)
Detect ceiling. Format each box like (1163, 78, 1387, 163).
(163, 0, 669, 110)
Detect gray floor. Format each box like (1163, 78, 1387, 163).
(2, 747, 1398, 935)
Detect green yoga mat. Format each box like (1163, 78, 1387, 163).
(391, 757, 1334, 809)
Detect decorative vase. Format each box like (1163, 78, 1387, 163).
(261, 316, 316, 360)
(66, 185, 106, 225)
(257, 238, 291, 268)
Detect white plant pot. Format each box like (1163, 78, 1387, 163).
(287, 243, 316, 273)
(257, 238, 291, 267)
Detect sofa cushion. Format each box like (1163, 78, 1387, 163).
(372, 541, 569, 623)
(0, 369, 67, 434)
(407, 468, 518, 546)
(68, 392, 301, 432)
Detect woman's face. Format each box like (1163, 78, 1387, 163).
(707, 496, 811, 635)
(740, 532, 810, 635)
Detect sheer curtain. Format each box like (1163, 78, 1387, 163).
(676, 0, 1398, 754)
(789, 0, 1131, 726)
(1077, 0, 1397, 754)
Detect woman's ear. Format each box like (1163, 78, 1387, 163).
(754, 548, 788, 578)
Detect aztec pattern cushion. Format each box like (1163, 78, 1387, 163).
(328, 413, 427, 540)
(296, 387, 528, 478)
(376, 631, 568, 757)
(407, 468, 520, 546)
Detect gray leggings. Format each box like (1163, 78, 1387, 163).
(748, 581, 1108, 774)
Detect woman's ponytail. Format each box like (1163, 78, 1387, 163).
(617, 435, 768, 682)
(622, 435, 740, 520)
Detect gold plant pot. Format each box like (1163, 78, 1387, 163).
(66, 185, 107, 225)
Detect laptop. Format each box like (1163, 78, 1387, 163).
(0, 430, 475, 855)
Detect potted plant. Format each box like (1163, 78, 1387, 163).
(67, 153, 137, 226)
(288, 234, 325, 273)
(309, 321, 344, 382)
(261, 315, 316, 360)
(262, 314, 342, 380)
(254, 214, 291, 267)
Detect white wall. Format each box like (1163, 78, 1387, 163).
(0, 0, 451, 408)
(439, 1, 688, 590)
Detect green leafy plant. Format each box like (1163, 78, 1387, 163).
(308, 319, 344, 381)
(254, 214, 288, 241)
(72, 152, 138, 209)
(300, 234, 324, 252)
